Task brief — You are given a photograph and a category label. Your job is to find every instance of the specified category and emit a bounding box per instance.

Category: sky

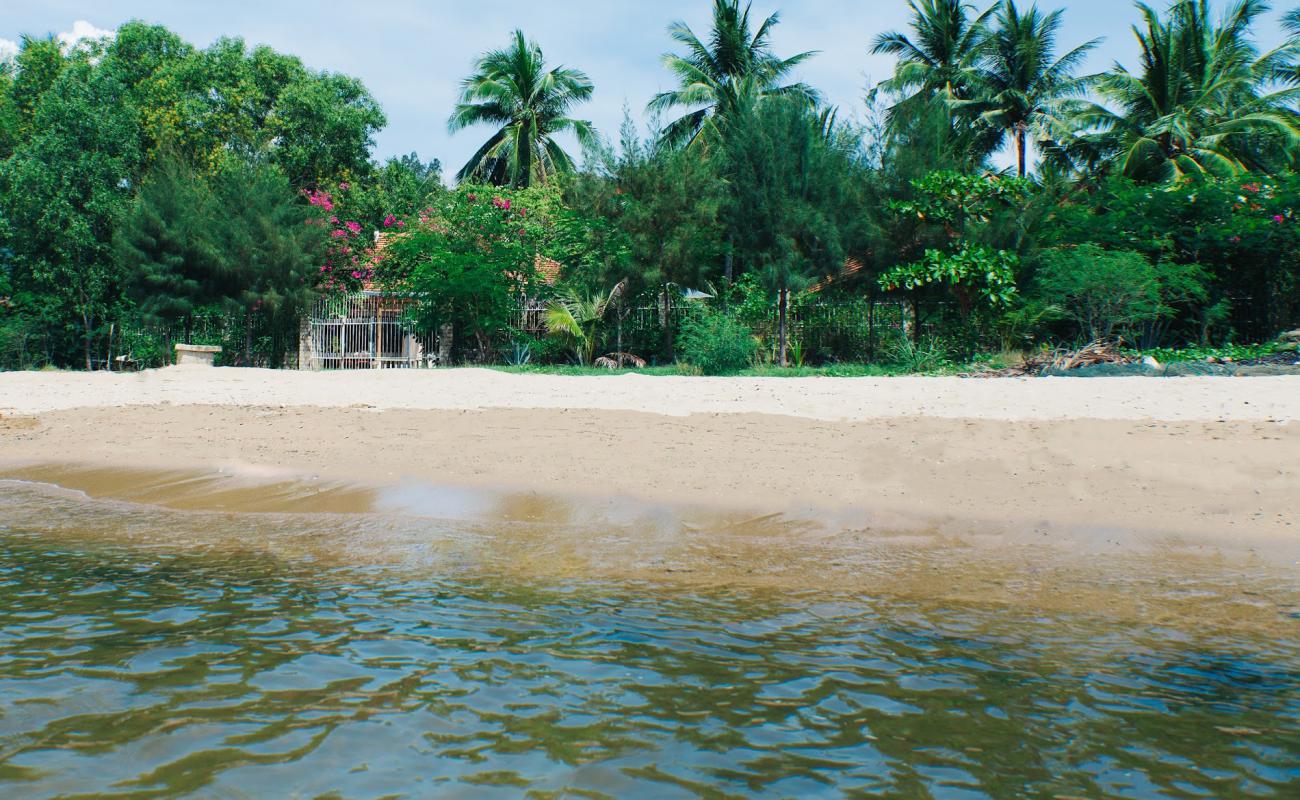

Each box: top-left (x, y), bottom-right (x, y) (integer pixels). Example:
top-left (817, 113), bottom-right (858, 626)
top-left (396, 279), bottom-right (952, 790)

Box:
top-left (2, 1), bottom-right (1294, 175)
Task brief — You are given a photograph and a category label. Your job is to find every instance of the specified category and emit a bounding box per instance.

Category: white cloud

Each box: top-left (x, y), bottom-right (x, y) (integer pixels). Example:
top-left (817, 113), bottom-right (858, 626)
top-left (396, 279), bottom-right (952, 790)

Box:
top-left (57, 20), bottom-right (114, 52)
top-left (0, 37), bottom-right (18, 64)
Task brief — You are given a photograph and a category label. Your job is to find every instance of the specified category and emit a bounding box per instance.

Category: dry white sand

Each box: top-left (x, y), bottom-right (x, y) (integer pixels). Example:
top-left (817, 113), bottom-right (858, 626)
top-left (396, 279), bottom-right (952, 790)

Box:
top-left (1, 365), bottom-right (1298, 421)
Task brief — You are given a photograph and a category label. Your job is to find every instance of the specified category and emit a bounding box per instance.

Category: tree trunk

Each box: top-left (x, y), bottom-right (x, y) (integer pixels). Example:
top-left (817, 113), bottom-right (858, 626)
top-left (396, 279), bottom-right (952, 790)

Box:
top-left (723, 233), bottom-right (734, 310)
top-left (244, 312), bottom-right (253, 366)
top-left (661, 285), bottom-right (673, 360)
top-left (777, 287), bottom-right (789, 367)
top-left (1015, 125), bottom-right (1027, 179)
top-left (82, 313), bottom-right (93, 371)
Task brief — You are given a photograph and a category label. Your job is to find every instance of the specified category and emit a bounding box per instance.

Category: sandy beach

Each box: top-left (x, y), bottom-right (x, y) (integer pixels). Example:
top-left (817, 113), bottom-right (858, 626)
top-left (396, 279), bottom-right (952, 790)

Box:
top-left (0, 366), bottom-right (1298, 634)
top-left (0, 365), bottom-right (1296, 545)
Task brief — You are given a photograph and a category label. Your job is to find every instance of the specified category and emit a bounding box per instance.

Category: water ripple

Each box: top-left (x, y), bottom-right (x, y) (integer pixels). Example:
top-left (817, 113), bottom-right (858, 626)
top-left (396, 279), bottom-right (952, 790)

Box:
top-left (0, 531), bottom-right (1296, 798)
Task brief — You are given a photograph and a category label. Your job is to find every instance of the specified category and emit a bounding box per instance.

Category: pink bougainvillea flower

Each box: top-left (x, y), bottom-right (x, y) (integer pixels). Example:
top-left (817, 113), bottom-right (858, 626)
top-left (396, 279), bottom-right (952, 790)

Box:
top-left (467, 194), bottom-right (477, 202)
top-left (345, 220), bottom-right (363, 234)
top-left (338, 182), bottom-right (350, 191)
top-left (330, 229), bottom-right (347, 238)
top-left (396, 220), bottom-right (405, 228)
top-left (1274, 215), bottom-right (1285, 223)
top-left (383, 214), bottom-right (397, 228)
top-left (329, 215), bottom-right (339, 224)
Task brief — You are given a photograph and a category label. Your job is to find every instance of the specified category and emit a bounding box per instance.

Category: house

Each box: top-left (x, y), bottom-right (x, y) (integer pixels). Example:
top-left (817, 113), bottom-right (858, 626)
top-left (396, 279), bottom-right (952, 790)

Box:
top-left (298, 233), bottom-right (562, 370)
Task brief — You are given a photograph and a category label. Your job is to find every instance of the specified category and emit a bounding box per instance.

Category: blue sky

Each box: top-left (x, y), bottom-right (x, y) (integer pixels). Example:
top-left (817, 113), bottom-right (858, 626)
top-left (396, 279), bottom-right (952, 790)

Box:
top-left (3, 1), bottom-right (1293, 175)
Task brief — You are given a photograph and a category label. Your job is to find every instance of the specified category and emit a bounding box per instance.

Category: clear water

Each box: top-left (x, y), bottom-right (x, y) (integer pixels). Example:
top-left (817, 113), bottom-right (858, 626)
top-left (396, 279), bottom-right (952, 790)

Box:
top-left (0, 530), bottom-right (1296, 799)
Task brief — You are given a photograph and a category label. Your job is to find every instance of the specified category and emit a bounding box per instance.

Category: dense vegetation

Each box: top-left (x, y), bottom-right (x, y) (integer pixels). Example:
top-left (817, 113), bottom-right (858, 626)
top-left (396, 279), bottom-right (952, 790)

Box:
top-left (2, 0), bottom-right (1299, 372)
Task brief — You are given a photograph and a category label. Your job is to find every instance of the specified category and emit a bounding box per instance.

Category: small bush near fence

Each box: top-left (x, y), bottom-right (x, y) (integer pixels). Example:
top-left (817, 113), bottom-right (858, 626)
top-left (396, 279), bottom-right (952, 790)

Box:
top-left (676, 309), bottom-right (758, 374)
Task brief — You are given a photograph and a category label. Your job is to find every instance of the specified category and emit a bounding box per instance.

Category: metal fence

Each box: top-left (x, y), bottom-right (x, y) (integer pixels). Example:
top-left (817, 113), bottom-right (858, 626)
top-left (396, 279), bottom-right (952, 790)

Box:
top-left (302, 293), bottom-right (436, 369)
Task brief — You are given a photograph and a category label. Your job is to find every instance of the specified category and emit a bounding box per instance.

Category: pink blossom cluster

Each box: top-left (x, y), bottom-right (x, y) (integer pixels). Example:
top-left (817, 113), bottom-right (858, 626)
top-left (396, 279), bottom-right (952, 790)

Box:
top-left (305, 189), bottom-right (334, 212)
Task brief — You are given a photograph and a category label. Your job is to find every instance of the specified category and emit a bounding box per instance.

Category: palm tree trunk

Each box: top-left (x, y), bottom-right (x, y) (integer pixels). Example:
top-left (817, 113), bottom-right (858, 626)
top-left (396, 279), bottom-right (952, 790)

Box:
top-left (1015, 124), bottom-right (1027, 178)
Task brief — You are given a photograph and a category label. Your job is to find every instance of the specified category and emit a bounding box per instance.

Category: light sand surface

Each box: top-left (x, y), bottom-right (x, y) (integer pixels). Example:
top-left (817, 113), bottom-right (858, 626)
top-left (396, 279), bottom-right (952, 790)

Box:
top-left (1, 365), bottom-right (1297, 420)
top-left (1, 367), bottom-right (1298, 551)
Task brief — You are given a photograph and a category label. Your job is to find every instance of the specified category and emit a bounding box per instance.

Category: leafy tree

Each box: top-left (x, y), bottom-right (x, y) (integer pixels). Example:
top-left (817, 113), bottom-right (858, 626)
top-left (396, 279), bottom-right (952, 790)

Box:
top-left (382, 186), bottom-right (553, 360)
top-left (449, 30), bottom-right (595, 187)
top-left (1049, 173), bottom-right (1300, 340)
top-left (116, 156), bottom-right (231, 330)
top-left (1, 60), bottom-right (141, 369)
top-left (270, 70), bottom-right (386, 188)
top-left (567, 118), bottom-right (726, 357)
top-left (211, 158), bottom-right (328, 364)
top-left (721, 99), bottom-right (864, 365)
top-left (9, 36), bottom-right (65, 138)
top-left (339, 153), bottom-right (444, 233)
top-left (1062, 0), bottom-right (1300, 181)
top-left (880, 244), bottom-right (1019, 308)
top-left (1034, 244), bottom-right (1170, 340)
top-left (961, 0), bottom-right (1100, 177)
top-left (648, 0), bottom-right (818, 148)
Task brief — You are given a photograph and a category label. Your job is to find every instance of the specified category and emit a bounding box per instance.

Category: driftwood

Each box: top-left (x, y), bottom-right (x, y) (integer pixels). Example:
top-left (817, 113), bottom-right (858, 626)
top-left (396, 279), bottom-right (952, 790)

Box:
top-left (964, 340), bottom-right (1133, 378)
top-left (1044, 340), bottom-right (1135, 372)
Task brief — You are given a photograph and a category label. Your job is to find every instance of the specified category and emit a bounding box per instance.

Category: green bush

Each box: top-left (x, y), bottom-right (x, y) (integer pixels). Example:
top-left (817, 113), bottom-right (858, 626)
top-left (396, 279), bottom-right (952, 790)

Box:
top-left (1034, 245), bottom-right (1163, 342)
top-left (676, 309), bottom-right (757, 374)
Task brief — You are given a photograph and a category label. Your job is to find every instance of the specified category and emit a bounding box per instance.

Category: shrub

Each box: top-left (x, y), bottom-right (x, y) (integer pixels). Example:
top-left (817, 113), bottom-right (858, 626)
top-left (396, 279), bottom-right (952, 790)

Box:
top-left (887, 334), bottom-right (953, 373)
top-left (676, 309), bottom-right (757, 374)
top-left (1034, 245), bottom-right (1163, 342)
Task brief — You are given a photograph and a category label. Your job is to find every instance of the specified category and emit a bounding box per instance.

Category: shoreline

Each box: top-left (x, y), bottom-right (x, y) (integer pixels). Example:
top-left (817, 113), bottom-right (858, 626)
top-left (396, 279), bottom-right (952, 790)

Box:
top-left (2, 369), bottom-right (1298, 606)
top-left (3, 367), bottom-right (1298, 633)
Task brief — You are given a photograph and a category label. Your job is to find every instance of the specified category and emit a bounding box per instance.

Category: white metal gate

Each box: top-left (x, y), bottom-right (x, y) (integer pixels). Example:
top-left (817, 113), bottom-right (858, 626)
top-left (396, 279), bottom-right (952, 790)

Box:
top-left (301, 293), bottom-right (435, 370)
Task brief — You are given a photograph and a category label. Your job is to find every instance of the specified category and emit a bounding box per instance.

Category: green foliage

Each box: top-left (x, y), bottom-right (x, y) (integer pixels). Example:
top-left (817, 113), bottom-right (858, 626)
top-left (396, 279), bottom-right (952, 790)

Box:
top-left (888, 170), bottom-right (1030, 226)
top-left (449, 30), bottom-right (594, 187)
top-left (721, 98), bottom-right (867, 363)
top-left (383, 185), bottom-right (553, 359)
top-left (1050, 174), bottom-right (1300, 339)
top-left (1, 59), bottom-right (141, 369)
top-left (116, 156), bottom-right (230, 323)
top-left (879, 245), bottom-right (1019, 306)
top-left (887, 333), bottom-right (954, 372)
top-left (647, 0), bottom-right (818, 148)
top-left (675, 307), bottom-right (758, 374)
top-left (1130, 342), bottom-right (1278, 364)
top-left (543, 280), bottom-right (627, 365)
top-left (1059, 0), bottom-right (1300, 181)
top-left (1033, 244), bottom-right (1197, 342)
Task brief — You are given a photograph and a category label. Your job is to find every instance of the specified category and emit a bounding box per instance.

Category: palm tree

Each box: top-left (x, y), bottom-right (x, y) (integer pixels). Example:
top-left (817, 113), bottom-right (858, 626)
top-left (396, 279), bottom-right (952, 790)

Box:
top-left (871, 0), bottom-right (998, 109)
top-left (961, 1), bottom-right (1100, 177)
top-left (647, 0), bottom-right (818, 148)
top-left (1062, 0), bottom-right (1300, 181)
top-left (543, 279), bottom-right (628, 365)
top-left (448, 30), bottom-right (595, 187)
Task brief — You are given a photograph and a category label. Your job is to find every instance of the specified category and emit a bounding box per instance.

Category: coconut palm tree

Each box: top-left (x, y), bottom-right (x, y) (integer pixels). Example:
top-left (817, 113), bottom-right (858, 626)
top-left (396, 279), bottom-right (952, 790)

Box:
top-left (543, 279), bottom-right (627, 365)
top-left (647, 0), bottom-right (818, 148)
top-left (1061, 0), bottom-right (1300, 181)
top-left (960, 1), bottom-right (1100, 177)
top-left (448, 30), bottom-right (595, 187)
top-left (871, 0), bottom-right (998, 108)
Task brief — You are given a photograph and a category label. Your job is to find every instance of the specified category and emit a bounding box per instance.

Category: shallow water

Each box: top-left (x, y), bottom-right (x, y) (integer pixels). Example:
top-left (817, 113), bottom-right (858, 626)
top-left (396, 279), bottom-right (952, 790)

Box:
top-left (0, 528), bottom-right (1297, 799)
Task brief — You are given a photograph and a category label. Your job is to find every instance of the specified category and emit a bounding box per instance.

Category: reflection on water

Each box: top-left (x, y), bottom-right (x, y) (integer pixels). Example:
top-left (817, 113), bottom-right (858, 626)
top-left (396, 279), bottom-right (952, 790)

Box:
top-left (0, 530), bottom-right (1296, 799)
